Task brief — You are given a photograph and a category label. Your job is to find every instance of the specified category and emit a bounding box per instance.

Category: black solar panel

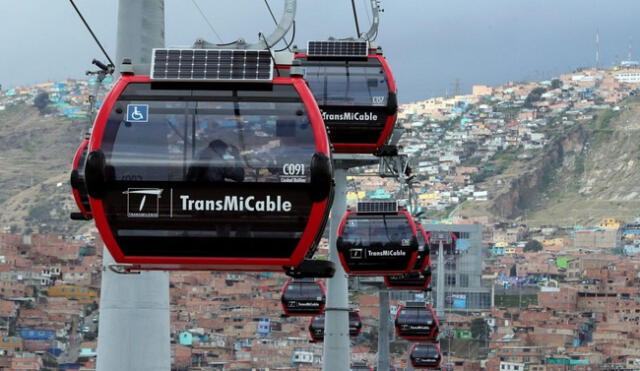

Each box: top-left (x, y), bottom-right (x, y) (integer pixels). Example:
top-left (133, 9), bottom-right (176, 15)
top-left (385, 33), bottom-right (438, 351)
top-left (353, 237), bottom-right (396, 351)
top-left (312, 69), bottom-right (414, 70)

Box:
top-left (151, 49), bottom-right (273, 82)
top-left (356, 200), bottom-right (398, 214)
top-left (307, 41), bottom-right (368, 57)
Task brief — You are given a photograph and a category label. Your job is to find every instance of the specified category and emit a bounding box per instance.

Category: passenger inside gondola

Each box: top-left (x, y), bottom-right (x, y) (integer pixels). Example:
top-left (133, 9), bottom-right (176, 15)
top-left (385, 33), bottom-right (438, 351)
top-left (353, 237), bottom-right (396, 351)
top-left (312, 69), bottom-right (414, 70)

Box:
top-left (187, 139), bottom-right (245, 183)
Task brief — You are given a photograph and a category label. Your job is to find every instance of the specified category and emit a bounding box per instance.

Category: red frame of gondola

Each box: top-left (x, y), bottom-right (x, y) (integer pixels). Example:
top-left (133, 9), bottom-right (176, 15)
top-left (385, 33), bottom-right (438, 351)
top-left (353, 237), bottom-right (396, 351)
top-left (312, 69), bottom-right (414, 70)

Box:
top-left (295, 53), bottom-right (397, 154)
top-left (337, 209), bottom-right (419, 275)
top-left (88, 75), bottom-right (331, 271)
top-left (280, 279), bottom-right (327, 316)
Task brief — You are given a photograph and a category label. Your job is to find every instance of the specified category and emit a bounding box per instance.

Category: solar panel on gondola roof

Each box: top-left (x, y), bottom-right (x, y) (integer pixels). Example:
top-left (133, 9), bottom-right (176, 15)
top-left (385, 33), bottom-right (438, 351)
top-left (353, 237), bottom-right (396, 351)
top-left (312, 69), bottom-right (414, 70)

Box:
top-left (307, 41), bottom-right (368, 57)
top-left (356, 200), bottom-right (398, 214)
top-left (151, 49), bottom-right (273, 81)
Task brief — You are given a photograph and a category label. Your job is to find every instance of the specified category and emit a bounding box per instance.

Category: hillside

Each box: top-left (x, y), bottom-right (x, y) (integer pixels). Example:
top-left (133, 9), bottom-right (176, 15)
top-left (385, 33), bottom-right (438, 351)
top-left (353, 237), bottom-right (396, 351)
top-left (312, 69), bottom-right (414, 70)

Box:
top-left (456, 97), bottom-right (640, 226)
top-left (0, 104), bottom-right (88, 234)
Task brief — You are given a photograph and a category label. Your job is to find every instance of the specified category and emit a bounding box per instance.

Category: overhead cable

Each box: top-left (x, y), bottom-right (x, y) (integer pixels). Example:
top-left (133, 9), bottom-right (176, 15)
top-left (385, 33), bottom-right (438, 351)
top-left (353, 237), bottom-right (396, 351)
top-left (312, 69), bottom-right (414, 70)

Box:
top-left (68, 0), bottom-right (114, 67)
top-left (350, 0), bottom-right (362, 38)
top-left (191, 0), bottom-right (225, 44)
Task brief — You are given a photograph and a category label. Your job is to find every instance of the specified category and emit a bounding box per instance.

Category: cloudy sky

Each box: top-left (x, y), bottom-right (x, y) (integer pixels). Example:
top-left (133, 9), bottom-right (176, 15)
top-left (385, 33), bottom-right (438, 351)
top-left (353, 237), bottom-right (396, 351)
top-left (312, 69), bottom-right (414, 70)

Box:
top-left (1, 0), bottom-right (640, 102)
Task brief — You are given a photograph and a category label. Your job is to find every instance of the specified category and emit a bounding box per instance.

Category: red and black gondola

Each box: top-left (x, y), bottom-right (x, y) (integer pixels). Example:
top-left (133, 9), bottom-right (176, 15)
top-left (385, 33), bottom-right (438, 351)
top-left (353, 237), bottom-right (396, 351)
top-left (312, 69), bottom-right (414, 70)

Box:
top-left (84, 49), bottom-right (333, 271)
top-left (280, 278), bottom-right (326, 316)
top-left (429, 231), bottom-right (458, 256)
top-left (394, 301), bottom-right (439, 342)
top-left (409, 343), bottom-right (442, 370)
top-left (337, 201), bottom-right (419, 275)
top-left (384, 267), bottom-right (432, 291)
top-left (295, 40), bottom-right (398, 154)
top-left (350, 362), bottom-right (374, 371)
top-left (70, 138), bottom-right (93, 220)
top-left (308, 314), bottom-right (325, 343)
top-left (384, 223), bottom-right (432, 290)
top-left (308, 309), bottom-right (362, 342)
top-left (414, 224), bottom-right (431, 272)
top-left (349, 309), bottom-right (363, 338)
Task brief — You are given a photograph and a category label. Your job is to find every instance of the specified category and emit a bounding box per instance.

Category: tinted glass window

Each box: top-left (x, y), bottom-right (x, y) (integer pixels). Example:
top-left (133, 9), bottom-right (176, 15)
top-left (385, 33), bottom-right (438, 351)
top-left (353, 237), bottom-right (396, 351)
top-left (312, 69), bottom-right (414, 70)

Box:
top-left (342, 214), bottom-right (413, 247)
top-left (304, 63), bottom-right (389, 106)
top-left (416, 345), bottom-right (439, 357)
top-left (286, 282), bottom-right (322, 299)
top-left (416, 225), bottom-right (426, 251)
top-left (303, 283), bottom-right (322, 297)
top-left (312, 316), bottom-right (325, 328)
top-left (104, 84), bottom-right (315, 184)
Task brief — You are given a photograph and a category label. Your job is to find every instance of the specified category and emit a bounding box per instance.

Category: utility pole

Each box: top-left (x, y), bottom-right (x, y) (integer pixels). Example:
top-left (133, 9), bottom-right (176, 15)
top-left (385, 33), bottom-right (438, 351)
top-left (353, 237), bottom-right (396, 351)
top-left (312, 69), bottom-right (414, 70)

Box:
top-left (96, 1), bottom-right (170, 370)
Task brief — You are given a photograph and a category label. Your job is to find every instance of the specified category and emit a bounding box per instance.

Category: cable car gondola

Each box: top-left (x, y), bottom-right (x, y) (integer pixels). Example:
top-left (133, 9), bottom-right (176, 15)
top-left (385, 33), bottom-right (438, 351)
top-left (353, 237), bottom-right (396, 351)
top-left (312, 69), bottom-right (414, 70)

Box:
top-left (84, 49), bottom-right (333, 271)
top-left (295, 40), bottom-right (398, 154)
top-left (394, 302), bottom-right (439, 342)
top-left (70, 138), bottom-right (92, 220)
top-left (429, 231), bottom-right (458, 256)
top-left (350, 362), bottom-right (374, 371)
top-left (308, 309), bottom-right (362, 342)
top-left (413, 224), bottom-right (431, 272)
top-left (384, 268), bottom-right (432, 291)
top-left (409, 343), bottom-right (442, 370)
top-left (308, 314), bottom-right (325, 343)
top-left (281, 278), bottom-right (326, 316)
top-left (349, 309), bottom-right (363, 338)
top-left (337, 201), bottom-right (418, 275)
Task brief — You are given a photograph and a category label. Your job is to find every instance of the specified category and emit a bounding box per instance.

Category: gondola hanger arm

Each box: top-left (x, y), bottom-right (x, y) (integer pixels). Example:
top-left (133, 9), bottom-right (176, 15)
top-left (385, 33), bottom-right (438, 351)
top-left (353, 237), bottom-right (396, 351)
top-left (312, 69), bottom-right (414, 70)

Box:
top-left (360, 0), bottom-right (381, 42)
top-left (193, 0), bottom-right (296, 50)
top-left (332, 0), bottom-right (381, 42)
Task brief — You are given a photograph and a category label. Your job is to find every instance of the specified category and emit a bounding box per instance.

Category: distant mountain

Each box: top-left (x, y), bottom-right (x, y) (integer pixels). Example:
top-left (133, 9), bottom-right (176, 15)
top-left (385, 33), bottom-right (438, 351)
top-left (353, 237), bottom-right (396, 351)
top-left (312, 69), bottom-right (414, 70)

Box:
top-left (456, 96), bottom-right (640, 226)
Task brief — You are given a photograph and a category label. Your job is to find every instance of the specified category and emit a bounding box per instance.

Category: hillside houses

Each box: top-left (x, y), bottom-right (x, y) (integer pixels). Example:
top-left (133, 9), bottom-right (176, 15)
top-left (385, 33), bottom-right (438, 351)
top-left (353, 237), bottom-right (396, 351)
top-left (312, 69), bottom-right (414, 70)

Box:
top-left (381, 68), bottom-right (638, 219)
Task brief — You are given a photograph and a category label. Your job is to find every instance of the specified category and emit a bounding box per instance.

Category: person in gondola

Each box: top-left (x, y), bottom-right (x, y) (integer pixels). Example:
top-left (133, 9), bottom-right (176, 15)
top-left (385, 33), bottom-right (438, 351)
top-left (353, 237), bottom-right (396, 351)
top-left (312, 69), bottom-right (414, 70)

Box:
top-left (187, 139), bottom-right (245, 183)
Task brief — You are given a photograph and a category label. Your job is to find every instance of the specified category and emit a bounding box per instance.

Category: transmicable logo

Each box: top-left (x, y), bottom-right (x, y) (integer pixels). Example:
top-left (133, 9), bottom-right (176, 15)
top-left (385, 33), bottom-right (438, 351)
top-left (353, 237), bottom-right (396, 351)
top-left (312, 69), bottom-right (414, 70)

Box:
top-left (123, 188), bottom-right (163, 218)
top-left (321, 110), bottom-right (378, 121)
top-left (367, 249), bottom-right (407, 258)
top-left (180, 195), bottom-right (292, 213)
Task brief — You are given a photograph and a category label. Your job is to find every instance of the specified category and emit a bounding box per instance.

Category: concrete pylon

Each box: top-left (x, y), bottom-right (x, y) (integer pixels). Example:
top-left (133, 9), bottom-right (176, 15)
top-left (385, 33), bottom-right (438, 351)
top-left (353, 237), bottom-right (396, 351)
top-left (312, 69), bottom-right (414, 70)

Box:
top-left (322, 167), bottom-right (351, 370)
top-left (96, 1), bottom-right (170, 370)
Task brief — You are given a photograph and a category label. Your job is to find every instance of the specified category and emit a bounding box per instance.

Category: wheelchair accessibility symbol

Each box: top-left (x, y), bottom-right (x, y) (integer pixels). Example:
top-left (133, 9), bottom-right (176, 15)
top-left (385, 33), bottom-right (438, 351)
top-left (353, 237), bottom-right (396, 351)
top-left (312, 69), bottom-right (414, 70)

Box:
top-left (126, 104), bottom-right (149, 122)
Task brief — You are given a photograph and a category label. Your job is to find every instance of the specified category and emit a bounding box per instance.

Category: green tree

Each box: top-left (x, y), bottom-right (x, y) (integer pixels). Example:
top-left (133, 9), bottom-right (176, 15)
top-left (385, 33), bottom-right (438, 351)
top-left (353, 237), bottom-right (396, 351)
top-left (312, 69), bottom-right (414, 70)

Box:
top-left (524, 240), bottom-right (543, 252)
top-left (524, 87), bottom-right (547, 108)
top-left (551, 79), bottom-right (562, 90)
top-left (33, 92), bottom-right (50, 115)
